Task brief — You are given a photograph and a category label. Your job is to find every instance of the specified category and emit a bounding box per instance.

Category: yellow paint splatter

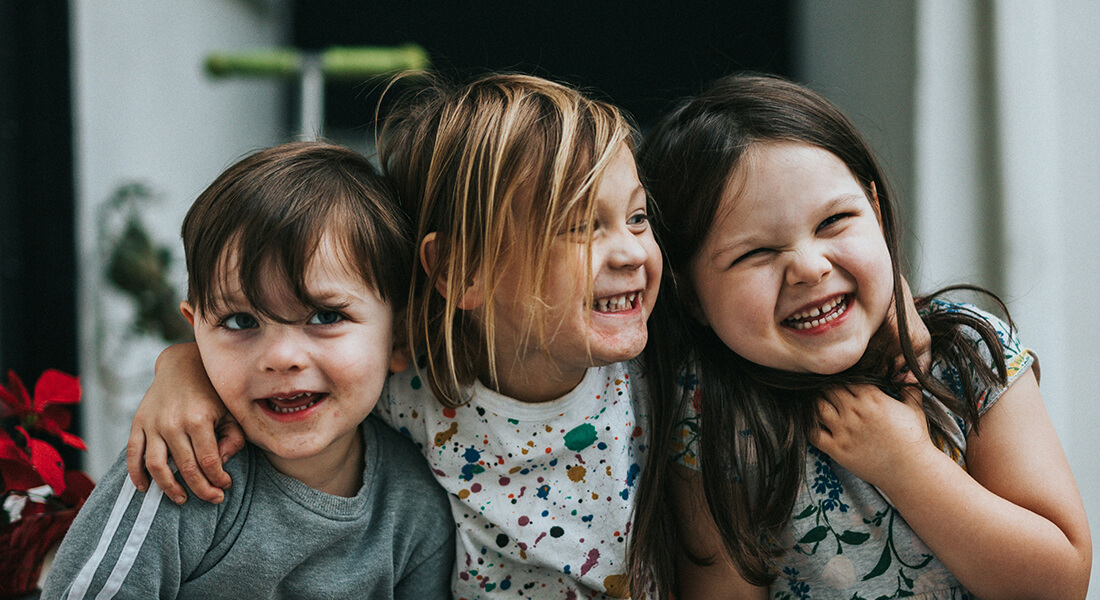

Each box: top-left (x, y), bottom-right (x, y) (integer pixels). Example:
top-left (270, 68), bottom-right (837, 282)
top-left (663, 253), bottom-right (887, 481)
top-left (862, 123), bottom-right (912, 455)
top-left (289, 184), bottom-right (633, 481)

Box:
top-left (603, 573), bottom-right (630, 598)
top-left (458, 489), bottom-right (470, 499)
top-left (434, 422), bottom-right (459, 447)
top-left (605, 466), bottom-right (612, 477)
top-left (568, 465), bottom-right (586, 482)
top-left (591, 492), bottom-right (599, 500)
top-left (545, 425), bottom-right (553, 433)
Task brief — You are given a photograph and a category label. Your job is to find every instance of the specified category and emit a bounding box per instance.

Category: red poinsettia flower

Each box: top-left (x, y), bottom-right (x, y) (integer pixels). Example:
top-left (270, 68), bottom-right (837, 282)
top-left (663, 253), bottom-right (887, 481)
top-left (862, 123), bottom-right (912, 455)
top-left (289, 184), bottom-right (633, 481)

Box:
top-left (0, 369), bottom-right (86, 451)
top-left (1, 370), bottom-right (87, 496)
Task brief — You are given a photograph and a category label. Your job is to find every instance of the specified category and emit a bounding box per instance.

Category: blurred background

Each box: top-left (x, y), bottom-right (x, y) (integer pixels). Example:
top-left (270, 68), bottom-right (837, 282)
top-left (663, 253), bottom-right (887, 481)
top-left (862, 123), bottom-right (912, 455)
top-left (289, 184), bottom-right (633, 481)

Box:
top-left (2, 0), bottom-right (1098, 592)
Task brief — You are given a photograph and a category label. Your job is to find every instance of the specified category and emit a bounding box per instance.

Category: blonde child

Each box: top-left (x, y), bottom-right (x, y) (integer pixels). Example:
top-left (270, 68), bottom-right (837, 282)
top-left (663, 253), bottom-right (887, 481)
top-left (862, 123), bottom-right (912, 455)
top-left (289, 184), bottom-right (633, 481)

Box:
top-left (630, 73), bottom-right (1091, 599)
top-left (43, 142), bottom-right (454, 599)
top-left (126, 74), bottom-right (661, 599)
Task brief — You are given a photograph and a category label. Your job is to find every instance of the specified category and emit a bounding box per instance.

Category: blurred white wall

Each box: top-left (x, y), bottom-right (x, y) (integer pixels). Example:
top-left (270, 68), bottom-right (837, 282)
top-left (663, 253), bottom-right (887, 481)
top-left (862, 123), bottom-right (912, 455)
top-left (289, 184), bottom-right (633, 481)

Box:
top-left (799, 0), bottom-right (1100, 594)
top-left (72, 0), bottom-right (291, 477)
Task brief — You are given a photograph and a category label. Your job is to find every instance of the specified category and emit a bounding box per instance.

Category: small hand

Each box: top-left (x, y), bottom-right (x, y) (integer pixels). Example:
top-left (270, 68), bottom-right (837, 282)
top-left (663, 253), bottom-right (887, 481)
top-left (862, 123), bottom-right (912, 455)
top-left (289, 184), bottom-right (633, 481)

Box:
top-left (125, 343), bottom-right (245, 504)
top-left (812, 383), bottom-right (933, 488)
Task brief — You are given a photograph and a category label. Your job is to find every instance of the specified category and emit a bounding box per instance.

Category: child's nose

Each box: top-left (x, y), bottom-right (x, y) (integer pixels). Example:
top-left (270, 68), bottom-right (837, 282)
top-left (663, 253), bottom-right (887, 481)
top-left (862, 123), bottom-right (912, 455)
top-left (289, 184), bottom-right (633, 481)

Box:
top-left (260, 328), bottom-right (309, 372)
top-left (607, 229), bottom-right (648, 269)
top-left (785, 247), bottom-right (832, 286)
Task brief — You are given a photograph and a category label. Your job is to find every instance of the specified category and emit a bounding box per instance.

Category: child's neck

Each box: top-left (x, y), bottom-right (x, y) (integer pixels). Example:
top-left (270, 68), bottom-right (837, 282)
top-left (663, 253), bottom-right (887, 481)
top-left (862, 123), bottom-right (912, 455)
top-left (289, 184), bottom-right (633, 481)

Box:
top-left (263, 429), bottom-right (365, 497)
top-left (480, 359), bottom-right (588, 403)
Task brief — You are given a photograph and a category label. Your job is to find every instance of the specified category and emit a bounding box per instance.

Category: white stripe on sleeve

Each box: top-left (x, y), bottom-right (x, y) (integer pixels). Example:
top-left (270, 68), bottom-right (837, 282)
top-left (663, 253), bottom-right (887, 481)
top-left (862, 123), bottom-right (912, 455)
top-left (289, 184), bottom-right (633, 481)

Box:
top-left (64, 479), bottom-right (166, 600)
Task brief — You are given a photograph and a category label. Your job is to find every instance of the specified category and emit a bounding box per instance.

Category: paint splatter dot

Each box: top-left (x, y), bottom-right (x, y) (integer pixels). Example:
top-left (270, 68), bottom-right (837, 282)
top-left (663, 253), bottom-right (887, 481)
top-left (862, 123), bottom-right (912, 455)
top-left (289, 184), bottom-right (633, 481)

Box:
top-left (564, 423), bottom-right (598, 451)
top-left (518, 516), bottom-right (530, 526)
top-left (495, 533), bottom-right (509, 548)
top-left (580, 549), bottom-right (600, 575)
top-left (410, 375), bottom-right (422, 390)
top-left (550, 526), bottom-right (564, 538)
top-left (499, 477), bottom-right (511, 486)
top-left (603, 573), bottom-right (629, 597)
top-left (568, 465), bottom-right (586, 482)
top-left (434, 422), bottom-right (459, 447)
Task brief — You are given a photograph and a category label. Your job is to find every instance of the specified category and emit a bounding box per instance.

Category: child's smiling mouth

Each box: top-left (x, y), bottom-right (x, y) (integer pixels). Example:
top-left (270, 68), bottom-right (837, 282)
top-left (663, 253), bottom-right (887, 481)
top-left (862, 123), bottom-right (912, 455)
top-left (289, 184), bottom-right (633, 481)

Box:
top-left (261, 391), bottom-right (325, 414)
top-left (782, 294), bottom-right (849, 330)
top-left (593, 292), bottom-right (640, 313)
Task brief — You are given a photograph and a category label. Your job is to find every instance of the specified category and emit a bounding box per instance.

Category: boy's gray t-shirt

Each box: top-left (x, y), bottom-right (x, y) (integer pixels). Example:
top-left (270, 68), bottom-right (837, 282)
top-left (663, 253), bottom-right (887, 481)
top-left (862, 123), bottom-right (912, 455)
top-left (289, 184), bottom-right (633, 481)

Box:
top-left (42, 416), bottom-right (455, 599)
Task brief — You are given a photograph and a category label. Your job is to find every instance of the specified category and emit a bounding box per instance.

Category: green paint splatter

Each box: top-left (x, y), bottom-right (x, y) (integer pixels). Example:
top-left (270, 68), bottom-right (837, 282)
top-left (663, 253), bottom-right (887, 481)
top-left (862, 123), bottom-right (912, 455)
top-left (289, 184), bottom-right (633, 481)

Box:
top-left (563, 423), bottom-right (597, 451)
top-left (410, 375), bottom-right (422, 390)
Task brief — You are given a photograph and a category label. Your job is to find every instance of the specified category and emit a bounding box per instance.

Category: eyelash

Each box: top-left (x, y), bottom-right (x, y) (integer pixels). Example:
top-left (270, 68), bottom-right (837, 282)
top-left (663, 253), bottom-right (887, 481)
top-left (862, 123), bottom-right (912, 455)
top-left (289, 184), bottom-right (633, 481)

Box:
top-left (308, 310), bottom-right (346, 326)
top-left (817, 212), bottom-right (853, 231)
top-left (216, 309), bottom-right (347, 330)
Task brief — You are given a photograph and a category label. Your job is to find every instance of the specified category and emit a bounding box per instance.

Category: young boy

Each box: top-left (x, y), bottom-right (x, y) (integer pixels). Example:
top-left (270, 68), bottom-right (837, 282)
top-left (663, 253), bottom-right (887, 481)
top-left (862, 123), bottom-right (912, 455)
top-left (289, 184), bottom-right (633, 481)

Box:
top-left (42, 142), bottom-right (455, 599)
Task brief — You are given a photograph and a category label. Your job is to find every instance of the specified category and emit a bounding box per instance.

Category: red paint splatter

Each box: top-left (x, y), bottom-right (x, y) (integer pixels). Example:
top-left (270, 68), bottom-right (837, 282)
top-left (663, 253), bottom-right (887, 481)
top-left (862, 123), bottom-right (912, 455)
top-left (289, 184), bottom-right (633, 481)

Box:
top-left (579, 548), bottom-right (600, 576)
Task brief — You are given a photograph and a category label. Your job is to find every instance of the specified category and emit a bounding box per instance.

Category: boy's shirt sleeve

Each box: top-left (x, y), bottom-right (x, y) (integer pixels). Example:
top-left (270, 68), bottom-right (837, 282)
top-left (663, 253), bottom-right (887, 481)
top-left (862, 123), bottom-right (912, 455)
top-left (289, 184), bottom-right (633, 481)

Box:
top-left (393, 523), bottom-right (455, 600)
top-left (40, 450), bottom-right (221, 599)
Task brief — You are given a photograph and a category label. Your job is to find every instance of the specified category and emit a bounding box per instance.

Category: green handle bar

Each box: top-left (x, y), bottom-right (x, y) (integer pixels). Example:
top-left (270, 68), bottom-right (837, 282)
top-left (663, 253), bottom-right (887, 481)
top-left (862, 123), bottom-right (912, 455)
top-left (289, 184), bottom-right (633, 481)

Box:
top-left (205, 43), bottom-right (430, 80)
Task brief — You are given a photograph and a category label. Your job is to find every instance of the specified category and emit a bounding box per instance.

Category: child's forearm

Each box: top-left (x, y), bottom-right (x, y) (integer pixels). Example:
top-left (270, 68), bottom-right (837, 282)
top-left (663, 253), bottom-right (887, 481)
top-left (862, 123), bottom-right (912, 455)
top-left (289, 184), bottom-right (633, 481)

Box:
top-left (876, 374), bottom-right (1090, 598)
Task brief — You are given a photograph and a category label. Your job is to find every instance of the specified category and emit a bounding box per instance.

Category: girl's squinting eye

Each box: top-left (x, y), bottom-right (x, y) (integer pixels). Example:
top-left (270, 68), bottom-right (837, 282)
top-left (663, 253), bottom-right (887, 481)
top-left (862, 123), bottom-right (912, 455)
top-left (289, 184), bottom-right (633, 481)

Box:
top-left (222, 313), bottom-right (258, 330)
top-left (627, 212), bottom-right (650, 227)
top-left (731, 247), bottom-right (772, 267)
top-left (308, 310), bottom-right (344, 326)
top-left (817, 212), bottom-right (853, 232)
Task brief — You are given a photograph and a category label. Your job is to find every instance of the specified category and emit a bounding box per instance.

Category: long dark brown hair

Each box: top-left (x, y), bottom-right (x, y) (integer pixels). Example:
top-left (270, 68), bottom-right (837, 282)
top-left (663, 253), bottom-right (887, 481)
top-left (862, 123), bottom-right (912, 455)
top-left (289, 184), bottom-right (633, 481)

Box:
top-left (629, 73), bottom-right (1009, 596)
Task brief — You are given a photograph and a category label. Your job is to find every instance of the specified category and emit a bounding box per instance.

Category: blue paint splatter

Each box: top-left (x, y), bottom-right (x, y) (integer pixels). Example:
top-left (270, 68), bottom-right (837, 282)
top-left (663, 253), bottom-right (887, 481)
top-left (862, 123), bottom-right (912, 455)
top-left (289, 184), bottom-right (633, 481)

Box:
top-left (626, 463), bottom-right (640, 487)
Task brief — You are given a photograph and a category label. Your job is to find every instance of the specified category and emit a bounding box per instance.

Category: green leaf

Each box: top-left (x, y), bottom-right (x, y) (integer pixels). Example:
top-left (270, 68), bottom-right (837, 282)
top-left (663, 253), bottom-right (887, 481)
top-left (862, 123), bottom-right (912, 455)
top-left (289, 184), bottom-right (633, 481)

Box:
top-left (838, 530), bottom-right (871, 545)
top-left (797, 525), bottom-right (829, 544)
top-left (793, 504), bottom-right (818, 519)
top-left (862, 544), bottom-right (892, 581)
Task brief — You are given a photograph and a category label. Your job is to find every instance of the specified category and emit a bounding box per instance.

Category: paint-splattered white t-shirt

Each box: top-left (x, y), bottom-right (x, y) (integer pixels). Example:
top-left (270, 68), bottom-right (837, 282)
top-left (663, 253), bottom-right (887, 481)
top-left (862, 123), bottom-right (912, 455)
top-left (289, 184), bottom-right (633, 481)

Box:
top-left (376, 358), bottom-right (649, 599)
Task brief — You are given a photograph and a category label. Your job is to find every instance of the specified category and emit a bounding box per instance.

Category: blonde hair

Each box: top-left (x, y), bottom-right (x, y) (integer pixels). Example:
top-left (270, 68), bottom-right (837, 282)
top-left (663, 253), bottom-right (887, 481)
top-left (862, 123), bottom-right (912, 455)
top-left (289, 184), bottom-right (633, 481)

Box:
top-left (379, 72), bottom-right (634, 406)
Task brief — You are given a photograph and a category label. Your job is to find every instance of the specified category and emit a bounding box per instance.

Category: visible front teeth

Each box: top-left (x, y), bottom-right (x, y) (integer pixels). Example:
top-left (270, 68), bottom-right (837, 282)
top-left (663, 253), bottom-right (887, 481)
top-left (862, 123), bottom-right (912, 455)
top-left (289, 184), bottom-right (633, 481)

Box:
top-left (785, 296), bottom-right (848, 330)
top-left (594, 292), bottom-right (637, 313)
top-left (266, 392), bottom-right (321, 414)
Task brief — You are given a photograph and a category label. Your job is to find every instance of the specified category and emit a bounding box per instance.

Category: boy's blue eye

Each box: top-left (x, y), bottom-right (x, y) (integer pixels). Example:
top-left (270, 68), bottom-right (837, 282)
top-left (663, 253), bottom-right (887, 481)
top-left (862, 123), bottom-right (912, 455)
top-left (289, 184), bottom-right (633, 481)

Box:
top-left (308, 311), bottom-right (344, 325)
top-left (223, 313), bottom-right (258, 330)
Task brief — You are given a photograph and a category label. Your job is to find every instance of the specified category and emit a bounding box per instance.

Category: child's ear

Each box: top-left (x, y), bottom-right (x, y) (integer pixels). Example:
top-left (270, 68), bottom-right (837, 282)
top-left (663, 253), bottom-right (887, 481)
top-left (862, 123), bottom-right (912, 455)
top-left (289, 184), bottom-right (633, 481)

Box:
top-left (180, 301), bottom-right (197, 327)
top-left (388, 309), bottom-right (411, 373)
top-left (420, 231), bottom-right (484, 310)
top-left (869, 181), bottom-right (884, 226)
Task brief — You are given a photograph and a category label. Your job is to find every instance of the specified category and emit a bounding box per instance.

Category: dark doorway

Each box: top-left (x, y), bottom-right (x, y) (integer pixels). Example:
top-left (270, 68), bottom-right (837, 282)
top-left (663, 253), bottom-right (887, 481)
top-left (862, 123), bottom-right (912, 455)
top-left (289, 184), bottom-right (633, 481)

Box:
top-left (291, 1), bottom-right (793, 132)
top-left (0, 1), bottom-right (78, 384)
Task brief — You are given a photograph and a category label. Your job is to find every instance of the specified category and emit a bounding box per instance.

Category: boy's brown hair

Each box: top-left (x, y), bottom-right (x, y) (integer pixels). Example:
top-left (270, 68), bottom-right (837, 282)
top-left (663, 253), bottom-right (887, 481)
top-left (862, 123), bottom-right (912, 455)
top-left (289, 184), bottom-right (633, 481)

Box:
top-left (182, 141), bottom-right (413, 321)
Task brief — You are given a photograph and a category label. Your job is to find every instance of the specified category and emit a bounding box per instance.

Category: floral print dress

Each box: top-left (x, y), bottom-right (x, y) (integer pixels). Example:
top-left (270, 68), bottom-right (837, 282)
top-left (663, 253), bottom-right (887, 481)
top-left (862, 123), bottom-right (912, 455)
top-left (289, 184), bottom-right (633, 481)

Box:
top-left (673, 302), bottom-right (1035, 599)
